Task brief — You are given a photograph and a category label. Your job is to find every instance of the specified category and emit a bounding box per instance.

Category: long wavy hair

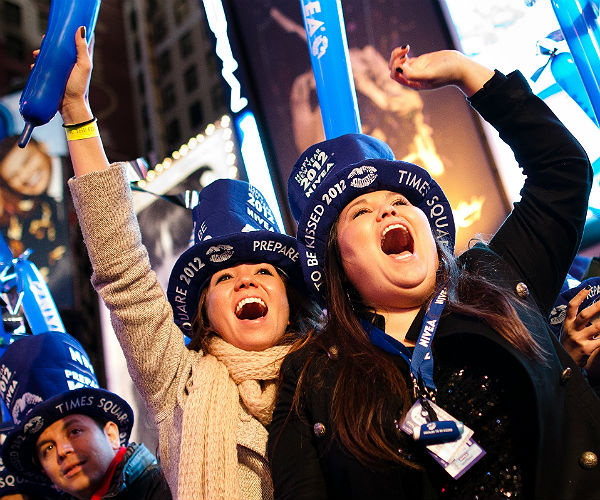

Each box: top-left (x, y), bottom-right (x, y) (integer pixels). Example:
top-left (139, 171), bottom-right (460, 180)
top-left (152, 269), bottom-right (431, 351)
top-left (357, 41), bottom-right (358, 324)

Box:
top-left (187, 267), bottom-right (323, 353)
top-left (290, 221), bottom-right (545, 468)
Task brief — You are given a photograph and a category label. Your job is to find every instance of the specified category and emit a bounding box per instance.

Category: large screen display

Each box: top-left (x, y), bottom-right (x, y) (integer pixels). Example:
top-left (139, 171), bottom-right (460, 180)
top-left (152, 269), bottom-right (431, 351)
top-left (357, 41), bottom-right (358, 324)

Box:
top-left (221, 0), bottom-right (510, 252)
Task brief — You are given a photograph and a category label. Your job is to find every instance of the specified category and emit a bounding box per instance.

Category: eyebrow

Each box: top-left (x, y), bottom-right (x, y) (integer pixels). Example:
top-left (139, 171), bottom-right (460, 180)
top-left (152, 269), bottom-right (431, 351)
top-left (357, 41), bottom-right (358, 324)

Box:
top-left (344, 197), bottom-right (368, 214)
top-left (344, 192), bottom-right (410, 214)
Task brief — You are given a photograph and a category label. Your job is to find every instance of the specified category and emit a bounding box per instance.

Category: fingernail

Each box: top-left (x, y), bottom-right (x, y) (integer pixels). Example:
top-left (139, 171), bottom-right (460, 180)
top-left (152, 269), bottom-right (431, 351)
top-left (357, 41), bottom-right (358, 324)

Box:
top-left (395, 67), bottom-right (403, 74)
top-left (80, 26), bottom-right (86, 38)
top-left (401, 44), bottom-right (408, 49)
top-left (586, 285), bottom-right (592, 290)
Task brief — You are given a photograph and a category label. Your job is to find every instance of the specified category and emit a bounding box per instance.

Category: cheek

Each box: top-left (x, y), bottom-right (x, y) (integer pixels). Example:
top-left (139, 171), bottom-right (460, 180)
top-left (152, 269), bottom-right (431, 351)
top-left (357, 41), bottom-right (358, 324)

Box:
top-left (204, 295), bottom-right (226, 333)
top-left (339, 234), bottom-right (370, 281)
top-left (337, 224), bottom-right (363, 262)
top-left (271, 283), bottom-right (291, 323)
top-left (278, 298), bottom-right (291, 325)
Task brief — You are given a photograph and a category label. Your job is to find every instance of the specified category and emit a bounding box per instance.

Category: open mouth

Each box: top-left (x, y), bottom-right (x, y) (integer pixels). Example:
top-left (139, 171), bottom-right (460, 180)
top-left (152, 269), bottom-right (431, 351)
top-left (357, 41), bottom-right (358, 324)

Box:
top-left (381, 224), bottom-right (414, 256)
top-left (235, 297), bottom-right (268, 320)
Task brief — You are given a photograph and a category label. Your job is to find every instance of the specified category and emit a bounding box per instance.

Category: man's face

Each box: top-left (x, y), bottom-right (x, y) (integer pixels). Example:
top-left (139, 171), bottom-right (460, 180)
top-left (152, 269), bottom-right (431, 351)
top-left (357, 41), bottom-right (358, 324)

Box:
top-left (35, 415), bottom-right (120, 500)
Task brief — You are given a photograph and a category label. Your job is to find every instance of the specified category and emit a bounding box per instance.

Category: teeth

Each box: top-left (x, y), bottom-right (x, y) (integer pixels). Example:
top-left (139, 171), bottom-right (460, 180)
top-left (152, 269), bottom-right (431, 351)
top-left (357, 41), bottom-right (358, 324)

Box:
top-left (235, 297), bottom-right (266, 315)
top-left (382, 223), bottom-right (408, 240)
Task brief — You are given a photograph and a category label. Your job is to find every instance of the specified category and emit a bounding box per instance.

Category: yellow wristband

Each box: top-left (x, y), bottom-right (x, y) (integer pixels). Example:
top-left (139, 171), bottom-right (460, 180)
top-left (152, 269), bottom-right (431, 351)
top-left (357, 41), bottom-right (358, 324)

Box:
top-left (65, 120), bottom-right (99, 141)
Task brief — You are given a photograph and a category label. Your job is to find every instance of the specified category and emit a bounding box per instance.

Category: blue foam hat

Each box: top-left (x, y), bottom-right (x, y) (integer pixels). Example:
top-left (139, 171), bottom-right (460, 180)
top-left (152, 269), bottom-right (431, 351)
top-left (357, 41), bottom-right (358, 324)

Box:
top-left (167, 178), bottom-right (304, 336)
top-left (287, 133), bottom-right (455, 303)
top-left (0, 332), bottom-right (133, 475)
top-left (549, 277), bottom-right (600, 336)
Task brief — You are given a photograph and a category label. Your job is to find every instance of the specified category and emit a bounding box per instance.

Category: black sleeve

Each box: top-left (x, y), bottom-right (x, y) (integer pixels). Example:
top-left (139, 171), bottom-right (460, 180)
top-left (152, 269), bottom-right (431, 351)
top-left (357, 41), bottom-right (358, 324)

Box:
top-left (268, 352), bottom-right (328, 500)
top-left (468, 70), bottom-right (592, 316)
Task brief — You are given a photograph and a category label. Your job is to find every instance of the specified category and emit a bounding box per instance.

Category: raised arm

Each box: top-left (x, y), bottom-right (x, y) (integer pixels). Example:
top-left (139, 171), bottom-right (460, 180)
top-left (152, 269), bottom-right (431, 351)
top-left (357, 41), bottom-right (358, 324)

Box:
top-left (389, 44), bottom-right (591, 314)
top-left (56, 27), bottom-right (109, 175)
top-left (44, 28), bottom-right (191, 423)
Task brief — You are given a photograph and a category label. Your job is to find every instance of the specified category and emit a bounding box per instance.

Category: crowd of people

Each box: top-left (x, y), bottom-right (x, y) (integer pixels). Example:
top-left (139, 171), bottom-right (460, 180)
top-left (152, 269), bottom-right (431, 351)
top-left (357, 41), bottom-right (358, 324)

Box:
top-left (1, 25), bottom-right (600, 500)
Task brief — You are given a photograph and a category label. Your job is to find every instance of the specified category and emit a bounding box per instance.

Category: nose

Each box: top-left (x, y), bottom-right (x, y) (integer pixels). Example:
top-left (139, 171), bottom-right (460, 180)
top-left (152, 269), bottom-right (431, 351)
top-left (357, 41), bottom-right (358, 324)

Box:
top-left (57, 441), bottom-right (74, 460)
top-left (234, 273), bottom-right (257, 291)
top-left (376, 203), bottom-right (398, 221)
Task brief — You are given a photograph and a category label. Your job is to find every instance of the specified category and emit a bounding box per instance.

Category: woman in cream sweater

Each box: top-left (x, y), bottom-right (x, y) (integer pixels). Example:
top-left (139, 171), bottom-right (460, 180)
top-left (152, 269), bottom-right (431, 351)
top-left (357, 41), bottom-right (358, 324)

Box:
top-left (51, 27), bottom-right (320, 499)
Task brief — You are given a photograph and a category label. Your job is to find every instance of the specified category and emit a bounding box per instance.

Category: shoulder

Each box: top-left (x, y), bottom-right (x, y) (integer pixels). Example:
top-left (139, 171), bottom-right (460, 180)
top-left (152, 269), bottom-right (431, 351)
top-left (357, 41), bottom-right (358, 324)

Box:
top-left (123, 444), bottom-right (172, 499)
top-left (280, 340), bottom-right (338, 391)
top-left (459, 242), bottom-right (505, 276)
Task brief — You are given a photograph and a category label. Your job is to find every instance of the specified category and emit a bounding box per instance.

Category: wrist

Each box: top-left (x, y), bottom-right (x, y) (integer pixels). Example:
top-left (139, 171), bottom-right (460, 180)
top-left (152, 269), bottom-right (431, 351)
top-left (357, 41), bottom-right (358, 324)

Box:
top-left (60, 100), bottom-right (93, 125)
top-left (455, 55), bottom-right (494, 97)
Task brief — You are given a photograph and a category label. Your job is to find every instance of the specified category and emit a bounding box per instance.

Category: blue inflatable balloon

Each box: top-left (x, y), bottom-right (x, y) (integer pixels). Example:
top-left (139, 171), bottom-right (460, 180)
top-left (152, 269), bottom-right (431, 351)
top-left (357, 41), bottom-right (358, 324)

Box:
top-left (299, 0), bottom-right (361, 139)
top-left (551, 51), bottom-right (599, 126)
top-left (18, 0), bottom-right (101, 148)
top-left (0, 232), bottom-right (13, 275)
top-left (15, 257), bottom-right (65, 335)
top-left (550, 0), bottom-right (600, 128)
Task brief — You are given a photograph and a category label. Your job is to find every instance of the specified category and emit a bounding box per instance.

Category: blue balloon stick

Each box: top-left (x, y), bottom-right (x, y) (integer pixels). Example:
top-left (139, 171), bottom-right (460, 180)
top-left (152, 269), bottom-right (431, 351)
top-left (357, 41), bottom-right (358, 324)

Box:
top-left (550, 0), bottom-right (600, 127)
top-left (299, 0), bottom-right (361, 139)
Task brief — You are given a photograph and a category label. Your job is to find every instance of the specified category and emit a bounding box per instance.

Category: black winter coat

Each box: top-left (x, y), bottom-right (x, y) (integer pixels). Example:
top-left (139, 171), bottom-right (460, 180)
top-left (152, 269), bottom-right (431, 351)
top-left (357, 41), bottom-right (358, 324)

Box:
top-left (268, 71), bottom-right (600, 500)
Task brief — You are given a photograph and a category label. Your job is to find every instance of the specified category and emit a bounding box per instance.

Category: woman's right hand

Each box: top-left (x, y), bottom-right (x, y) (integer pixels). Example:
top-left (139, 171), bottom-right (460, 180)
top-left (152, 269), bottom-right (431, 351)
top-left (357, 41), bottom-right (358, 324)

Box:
top-left (32, 26), bottom-right (94, 125)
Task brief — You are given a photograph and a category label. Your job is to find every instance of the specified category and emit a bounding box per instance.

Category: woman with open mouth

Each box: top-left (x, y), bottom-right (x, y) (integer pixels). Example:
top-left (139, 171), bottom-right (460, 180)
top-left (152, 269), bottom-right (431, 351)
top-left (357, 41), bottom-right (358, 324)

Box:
top-left (53, 29), bottom-right (321, 500)
top-left (268, 45), bottom-right (600, 499)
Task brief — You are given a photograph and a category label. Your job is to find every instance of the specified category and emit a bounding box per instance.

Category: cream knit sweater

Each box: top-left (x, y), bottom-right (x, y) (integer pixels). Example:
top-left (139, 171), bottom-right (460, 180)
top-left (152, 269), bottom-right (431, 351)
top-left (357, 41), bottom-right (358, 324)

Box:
top-left (69, 164), bottom-right (274, 500)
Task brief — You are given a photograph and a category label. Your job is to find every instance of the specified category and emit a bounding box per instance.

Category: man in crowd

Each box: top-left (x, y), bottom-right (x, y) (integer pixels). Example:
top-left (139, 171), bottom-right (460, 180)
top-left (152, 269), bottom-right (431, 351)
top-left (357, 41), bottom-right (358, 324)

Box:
top-left (0, 331), bottom-right (171, 500)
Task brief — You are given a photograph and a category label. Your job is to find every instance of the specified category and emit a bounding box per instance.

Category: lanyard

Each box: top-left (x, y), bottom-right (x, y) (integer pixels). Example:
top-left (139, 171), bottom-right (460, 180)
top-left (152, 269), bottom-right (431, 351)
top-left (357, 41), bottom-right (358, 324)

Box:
top-left (362, 288), bottom-right (447, 398)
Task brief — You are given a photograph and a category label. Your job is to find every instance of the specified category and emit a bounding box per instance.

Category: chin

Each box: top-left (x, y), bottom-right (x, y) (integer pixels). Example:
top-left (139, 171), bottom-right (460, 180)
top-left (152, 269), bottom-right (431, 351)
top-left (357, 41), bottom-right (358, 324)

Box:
top-left (239, 341), bottom-right (274, 352)
top-left (245, 333), bottom-right (284, 351)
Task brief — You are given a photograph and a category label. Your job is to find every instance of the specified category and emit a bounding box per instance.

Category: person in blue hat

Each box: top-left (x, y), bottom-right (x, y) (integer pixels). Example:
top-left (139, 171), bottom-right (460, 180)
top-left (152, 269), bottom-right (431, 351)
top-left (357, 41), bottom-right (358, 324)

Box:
top-left (40, 28), bottom-right (321, 500)
top-left (0, 332), bottom-right (171, 500)
top-left (268, 45), bottom-right (600, 500)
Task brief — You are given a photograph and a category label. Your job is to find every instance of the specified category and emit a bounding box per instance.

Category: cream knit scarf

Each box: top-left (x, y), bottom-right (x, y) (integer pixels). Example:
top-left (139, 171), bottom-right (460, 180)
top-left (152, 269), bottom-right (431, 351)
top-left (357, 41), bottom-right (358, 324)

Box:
top-left (178, 335), bottom-right (291, 500)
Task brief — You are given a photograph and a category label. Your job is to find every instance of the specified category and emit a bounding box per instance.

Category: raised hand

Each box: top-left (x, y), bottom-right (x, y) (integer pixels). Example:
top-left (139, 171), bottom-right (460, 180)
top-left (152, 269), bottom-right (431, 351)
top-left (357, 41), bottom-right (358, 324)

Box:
top-left (388, 44), bottom-right (494, 97)
top-left (560, 286), bottom-right (600, 368)
top-left (59, 27), bottom-right (94, 124)
top-left (31, 27), bottom-right (94, 125)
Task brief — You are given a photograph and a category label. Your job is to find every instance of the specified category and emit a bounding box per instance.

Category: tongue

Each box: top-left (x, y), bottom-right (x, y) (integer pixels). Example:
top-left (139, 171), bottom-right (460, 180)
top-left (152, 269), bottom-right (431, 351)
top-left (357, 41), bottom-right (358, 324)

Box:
top-left (382, 228), bottom-right (413, 256)
top-left (236, 302), bottom-right (267, 320)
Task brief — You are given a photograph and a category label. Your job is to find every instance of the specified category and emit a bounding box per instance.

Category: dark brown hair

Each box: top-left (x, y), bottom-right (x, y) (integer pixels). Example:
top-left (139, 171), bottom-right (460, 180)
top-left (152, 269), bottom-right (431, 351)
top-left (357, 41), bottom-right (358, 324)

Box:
top-left (291, 222), bottom-right (545, 468)
top-left (187, 267), bottom-right (322, 352)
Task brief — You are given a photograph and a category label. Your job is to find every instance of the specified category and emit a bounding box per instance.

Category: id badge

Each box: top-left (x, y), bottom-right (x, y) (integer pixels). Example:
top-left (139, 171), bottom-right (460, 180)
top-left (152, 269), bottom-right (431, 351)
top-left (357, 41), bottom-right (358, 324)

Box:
top-left (400, 398), bottom-right (485, 475)
top-left (430, 438), bottom-right (486, 479)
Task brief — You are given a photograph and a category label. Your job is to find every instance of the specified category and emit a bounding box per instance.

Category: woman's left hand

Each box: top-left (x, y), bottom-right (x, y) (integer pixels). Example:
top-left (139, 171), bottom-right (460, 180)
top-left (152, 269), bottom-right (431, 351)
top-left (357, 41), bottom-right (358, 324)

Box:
top-left (560, 286), bottom-right (600, 367)
top-left (388, 44), bottom-right (494, 97)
